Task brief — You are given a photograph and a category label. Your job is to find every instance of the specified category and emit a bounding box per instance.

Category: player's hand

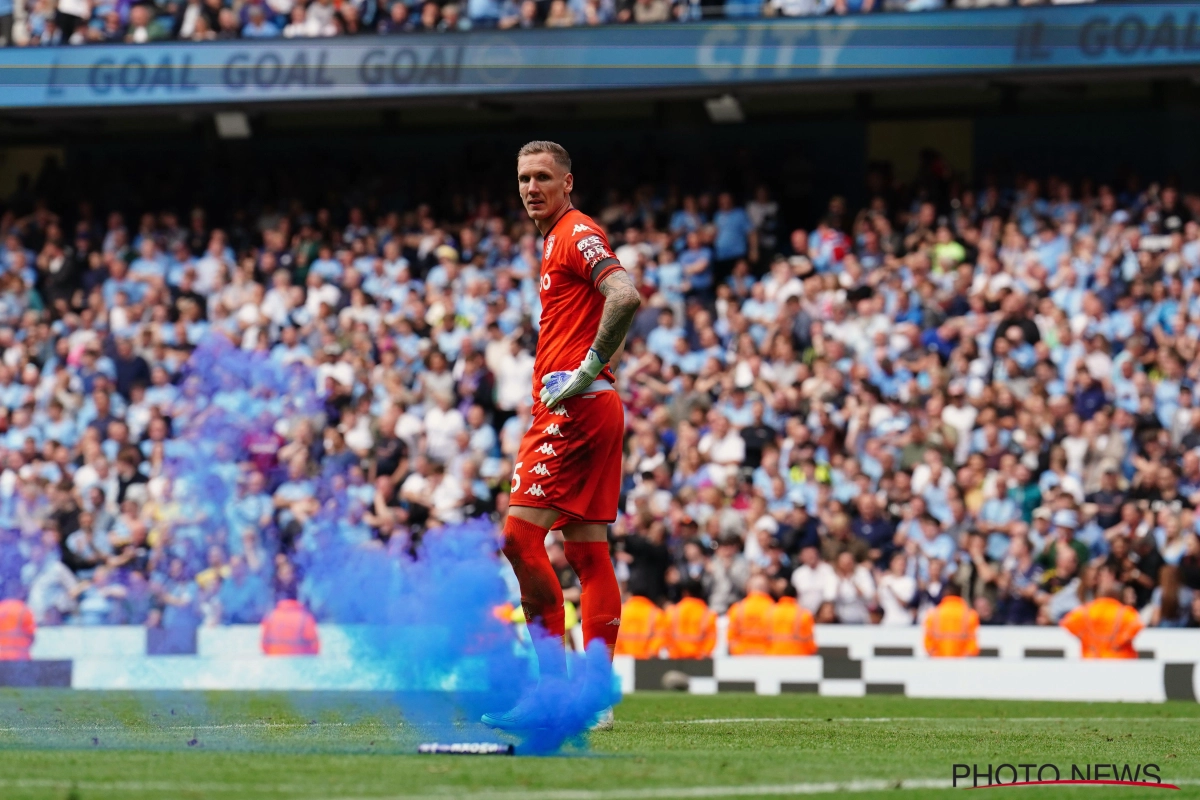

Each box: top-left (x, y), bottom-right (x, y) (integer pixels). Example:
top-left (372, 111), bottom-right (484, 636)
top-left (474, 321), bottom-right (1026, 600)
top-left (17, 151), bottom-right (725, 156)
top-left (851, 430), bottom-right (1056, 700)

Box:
top-left (539, 349), bottom-right (606, 409)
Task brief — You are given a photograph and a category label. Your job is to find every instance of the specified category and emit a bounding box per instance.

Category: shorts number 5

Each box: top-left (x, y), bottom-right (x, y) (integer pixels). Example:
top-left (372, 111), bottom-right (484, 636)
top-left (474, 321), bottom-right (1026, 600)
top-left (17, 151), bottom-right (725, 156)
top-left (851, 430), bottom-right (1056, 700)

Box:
top-left (510, 461), bottom-right (523, 493)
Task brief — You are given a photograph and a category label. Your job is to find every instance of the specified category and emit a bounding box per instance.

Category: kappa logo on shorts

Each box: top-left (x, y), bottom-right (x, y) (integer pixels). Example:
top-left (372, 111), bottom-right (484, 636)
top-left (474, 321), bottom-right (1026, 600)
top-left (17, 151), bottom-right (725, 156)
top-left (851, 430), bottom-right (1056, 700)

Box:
top-left (572, 224), bottom-right (593, 235)
top-left (543, 423), bottom-right (564, 437)
top-left (549, 405), bottom-right (570, 418)
top-left (535, 443), bottom-right (558, 457)
top-left (524, 484), bottom-right (546, 497)
top-left (530, 462), bottom-right (551, 477)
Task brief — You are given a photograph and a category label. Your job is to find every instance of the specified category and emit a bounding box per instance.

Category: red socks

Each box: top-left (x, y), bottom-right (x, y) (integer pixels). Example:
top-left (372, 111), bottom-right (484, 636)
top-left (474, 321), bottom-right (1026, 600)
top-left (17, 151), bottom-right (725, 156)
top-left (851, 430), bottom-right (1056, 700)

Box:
top-left (564, 541), bottom-right (622, 656)
top-left (501, 517), bottom-right (620, 672)
top-left (502, 515), bottom-right (566, 677)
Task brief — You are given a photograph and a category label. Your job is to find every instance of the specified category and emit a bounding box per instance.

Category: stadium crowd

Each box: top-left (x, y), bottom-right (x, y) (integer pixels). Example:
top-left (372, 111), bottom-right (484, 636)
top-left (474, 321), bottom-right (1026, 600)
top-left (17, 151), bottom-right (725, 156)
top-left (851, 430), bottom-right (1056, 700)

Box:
top-left (0, 157), bottom-right (1199, 634)
top-left (0, 0), bottom-right (1089, 47)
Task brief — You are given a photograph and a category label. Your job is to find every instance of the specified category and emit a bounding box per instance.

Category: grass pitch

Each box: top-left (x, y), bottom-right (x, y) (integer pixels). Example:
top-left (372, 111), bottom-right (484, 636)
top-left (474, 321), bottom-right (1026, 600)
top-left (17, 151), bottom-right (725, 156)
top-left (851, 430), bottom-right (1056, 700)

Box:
top-left (0, 690), bottom-right (1197, 799)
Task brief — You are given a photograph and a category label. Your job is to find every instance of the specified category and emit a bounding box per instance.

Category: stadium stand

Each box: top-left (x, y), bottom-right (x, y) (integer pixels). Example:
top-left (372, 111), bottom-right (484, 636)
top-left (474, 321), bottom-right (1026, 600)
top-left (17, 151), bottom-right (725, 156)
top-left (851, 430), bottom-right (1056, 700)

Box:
top-left (1, 149), bottom-right (1199, 637)
top-left (0, 0), bottom-right (1100, 47)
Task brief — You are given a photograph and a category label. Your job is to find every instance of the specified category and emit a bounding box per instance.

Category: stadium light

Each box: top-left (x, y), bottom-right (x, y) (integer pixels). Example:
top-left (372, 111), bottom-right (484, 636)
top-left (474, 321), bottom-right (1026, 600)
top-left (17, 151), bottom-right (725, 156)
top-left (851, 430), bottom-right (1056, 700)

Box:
top-left (215, 112), bottom-right (252, 140)
top-left (704, 95), bottom-right (744, 124)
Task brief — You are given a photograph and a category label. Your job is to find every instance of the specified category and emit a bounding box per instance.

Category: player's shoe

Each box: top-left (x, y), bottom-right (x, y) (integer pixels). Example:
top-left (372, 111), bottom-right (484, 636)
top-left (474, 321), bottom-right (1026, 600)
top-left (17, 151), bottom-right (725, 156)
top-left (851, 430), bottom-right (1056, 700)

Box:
top-left (481, 688), bottom-right (554, 731)
top-left (590, 706), bottom-right (614, 732)
top-left (480, 676), bottom-right (568, 734)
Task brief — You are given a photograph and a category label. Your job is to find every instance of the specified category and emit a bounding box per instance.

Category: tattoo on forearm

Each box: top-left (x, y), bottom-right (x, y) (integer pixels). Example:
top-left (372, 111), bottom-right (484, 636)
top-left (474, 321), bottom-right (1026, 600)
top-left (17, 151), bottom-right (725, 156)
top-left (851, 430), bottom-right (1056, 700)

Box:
top-left (592, 270), bottom-right (641, 363)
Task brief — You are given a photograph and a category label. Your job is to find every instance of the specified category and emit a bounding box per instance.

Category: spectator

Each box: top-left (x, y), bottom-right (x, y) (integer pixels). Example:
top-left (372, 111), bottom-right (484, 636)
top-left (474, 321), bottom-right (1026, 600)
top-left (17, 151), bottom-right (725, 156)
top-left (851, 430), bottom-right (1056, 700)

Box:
top-left (706, 533), bottom-right (749, 614)
top-left (545, 0), bottom-right (574, 24)
top-left (830, 551), bottom-right (875, 623)
top-left (21, 531), bottom-right (78, 624)
top-left (125, 4), bottom-right (164, 42)
top-left (218, 554), bottom-right (269, 624)
top-left (73, 565), bottom-right (127, 625)
top-left (617, 519), bottom-right (670, 604)
top-left (876, 552), bottom-right (915, 625)
top-left (0, 0), bottom-right (13, 46)
top-left (711, 193), bottom-right (756, 284)
top-left (631, 0), bottom-right (668, 21)
top-left (242, 3), bottom-right (281, 36)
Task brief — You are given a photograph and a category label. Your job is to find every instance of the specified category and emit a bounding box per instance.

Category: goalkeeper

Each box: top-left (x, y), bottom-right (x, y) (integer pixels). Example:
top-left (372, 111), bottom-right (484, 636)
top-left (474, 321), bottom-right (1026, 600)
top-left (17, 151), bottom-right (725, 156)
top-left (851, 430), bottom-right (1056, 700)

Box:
top-left (483, 140), bottom-right (640, 732)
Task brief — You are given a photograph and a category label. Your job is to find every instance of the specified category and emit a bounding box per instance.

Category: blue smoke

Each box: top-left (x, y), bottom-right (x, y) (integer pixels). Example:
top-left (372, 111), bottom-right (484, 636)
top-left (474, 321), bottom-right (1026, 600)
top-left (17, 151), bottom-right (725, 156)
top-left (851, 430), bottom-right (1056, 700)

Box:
top-left (159, 336), bottom-right (618, 755)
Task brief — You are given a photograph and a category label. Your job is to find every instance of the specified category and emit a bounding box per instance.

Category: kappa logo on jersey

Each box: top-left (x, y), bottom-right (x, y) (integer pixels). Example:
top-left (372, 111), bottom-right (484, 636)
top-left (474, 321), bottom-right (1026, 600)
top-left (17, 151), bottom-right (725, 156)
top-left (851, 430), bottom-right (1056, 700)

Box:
top-left (530, 462), bottom-right (551, 477)
top-left (543, 423), bottom-right (564, 437)
top-left (572, 224), bottom-right (594, 235)
top-left (535, 443), bottom-right (558, 457)
top-left (544, 234), bottom-right (556, 260)
top-left (524, 484), bottom-right (546, 497)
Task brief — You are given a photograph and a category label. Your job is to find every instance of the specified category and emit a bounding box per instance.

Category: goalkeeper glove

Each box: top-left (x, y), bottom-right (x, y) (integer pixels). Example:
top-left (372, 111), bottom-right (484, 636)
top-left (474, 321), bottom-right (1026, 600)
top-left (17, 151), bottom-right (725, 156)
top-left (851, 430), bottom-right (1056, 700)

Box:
top-left (539, 348), bottom-right (606, 409)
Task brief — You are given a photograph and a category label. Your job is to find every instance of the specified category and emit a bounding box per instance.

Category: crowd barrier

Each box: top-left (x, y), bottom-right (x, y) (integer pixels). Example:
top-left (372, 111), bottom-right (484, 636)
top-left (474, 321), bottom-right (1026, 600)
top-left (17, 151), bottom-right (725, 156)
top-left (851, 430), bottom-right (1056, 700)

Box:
top-left (1, 624), bottom-right (1195, 703)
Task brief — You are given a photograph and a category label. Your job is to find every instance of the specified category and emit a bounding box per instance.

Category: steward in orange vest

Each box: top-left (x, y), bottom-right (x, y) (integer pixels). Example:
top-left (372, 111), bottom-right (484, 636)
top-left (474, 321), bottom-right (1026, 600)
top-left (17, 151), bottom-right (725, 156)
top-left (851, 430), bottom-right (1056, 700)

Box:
top-left (726, 575), bottom-right (775, 656)
top-left (0, 598), bottom-right (35, 661)
top-left (615, 595), bottom-right (664, 659)
top-left (923, 583), bottom-right (979, 657)
top-left (768, 585), bottom-right (817, 656)
top-left (1061, 590), bottom-right (1143, 659)
top-left (261, 599), bottom-right (320, 655)
top-left (662, 581), bottom-right (716, 659)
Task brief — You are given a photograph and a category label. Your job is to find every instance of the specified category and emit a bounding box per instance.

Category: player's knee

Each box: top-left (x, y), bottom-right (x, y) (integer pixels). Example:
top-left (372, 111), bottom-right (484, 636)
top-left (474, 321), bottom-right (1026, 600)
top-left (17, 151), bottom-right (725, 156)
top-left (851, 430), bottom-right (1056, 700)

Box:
top-left (501, 536), bottom-right (528, 568)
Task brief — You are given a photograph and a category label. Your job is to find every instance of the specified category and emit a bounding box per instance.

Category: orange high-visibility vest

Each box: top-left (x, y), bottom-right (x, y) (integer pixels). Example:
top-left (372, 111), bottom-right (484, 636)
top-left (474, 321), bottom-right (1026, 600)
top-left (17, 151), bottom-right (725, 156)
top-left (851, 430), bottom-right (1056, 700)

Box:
top-left (261, 600), bottom-right (320, 656)
top-left (662, 597), bottom-right (717, 659)
top-left (1061, 597), bottom-right (1143, 659)
top-left (923, 596), bottom-right (980, 657)
top-left (493, 602), bottom-right (518, 623)
top-left (727, 591), bottom-right (775, 655)
top-left (614, 596), bottom-right (664, 659)
top-left (0, 599), bottom-right (34, 661)
top-left (767, 597), bottom-right (817, 656)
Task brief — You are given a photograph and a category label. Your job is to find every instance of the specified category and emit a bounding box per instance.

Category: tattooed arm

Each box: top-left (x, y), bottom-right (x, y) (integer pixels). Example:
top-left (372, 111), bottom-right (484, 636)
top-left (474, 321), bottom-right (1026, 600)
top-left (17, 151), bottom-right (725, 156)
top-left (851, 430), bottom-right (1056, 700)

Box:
top-left (590, 268), bottom-right (642, 363)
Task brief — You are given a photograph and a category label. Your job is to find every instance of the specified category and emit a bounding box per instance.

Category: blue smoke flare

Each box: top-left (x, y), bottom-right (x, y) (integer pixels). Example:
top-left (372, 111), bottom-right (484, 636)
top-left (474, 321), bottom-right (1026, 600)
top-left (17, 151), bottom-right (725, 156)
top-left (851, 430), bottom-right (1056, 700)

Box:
top-left (156, 335), bottom-right (618, 755)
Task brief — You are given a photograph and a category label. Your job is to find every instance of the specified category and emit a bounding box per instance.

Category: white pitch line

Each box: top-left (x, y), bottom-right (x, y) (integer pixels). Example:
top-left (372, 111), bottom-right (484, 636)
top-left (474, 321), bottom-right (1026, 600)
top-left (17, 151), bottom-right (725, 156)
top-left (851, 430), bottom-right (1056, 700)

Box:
top-left (0, 778), bottom-right (956, 798)
top-left (0, 721), bottom-right (358, 733)
top-left (338, 780), bottom-right (958, 799)
top-left (665, 717), bottom-right (1200, 725)
top-left (0, 778), bottom-right (325, 795)
top-left (2, 776), bottom-right (1197, 798)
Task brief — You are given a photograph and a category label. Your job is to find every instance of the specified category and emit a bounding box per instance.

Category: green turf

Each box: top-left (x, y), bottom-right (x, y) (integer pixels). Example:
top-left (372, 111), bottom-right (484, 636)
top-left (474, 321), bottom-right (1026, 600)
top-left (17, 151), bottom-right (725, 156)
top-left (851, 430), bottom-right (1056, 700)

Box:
top-left (0, 690), bottom-right (1197, 799)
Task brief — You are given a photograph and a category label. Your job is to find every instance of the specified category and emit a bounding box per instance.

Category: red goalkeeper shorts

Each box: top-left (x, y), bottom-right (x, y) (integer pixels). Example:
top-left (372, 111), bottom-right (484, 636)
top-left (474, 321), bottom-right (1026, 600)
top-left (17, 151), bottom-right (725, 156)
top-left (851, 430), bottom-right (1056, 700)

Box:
top-left (509, 385), bottom-right (624, 525)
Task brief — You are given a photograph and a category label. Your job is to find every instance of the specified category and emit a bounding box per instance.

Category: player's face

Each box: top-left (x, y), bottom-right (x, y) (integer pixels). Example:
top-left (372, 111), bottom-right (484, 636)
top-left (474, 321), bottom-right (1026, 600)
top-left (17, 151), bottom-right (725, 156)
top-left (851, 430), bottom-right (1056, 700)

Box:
top-left (517, 154), bottom-right (573, 222)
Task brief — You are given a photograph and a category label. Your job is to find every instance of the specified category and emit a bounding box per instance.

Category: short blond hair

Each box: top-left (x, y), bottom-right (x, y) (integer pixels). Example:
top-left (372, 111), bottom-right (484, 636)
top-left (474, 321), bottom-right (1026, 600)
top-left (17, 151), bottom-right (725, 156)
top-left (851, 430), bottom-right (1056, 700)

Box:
top-left (517, 140), bottom-right (571, 172)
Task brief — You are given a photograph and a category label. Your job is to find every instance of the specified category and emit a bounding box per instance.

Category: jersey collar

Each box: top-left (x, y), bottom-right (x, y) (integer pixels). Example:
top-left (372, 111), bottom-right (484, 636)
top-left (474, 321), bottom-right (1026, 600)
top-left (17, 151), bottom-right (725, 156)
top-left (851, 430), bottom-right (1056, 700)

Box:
top-left (543, 204), bottom-right (575, 240)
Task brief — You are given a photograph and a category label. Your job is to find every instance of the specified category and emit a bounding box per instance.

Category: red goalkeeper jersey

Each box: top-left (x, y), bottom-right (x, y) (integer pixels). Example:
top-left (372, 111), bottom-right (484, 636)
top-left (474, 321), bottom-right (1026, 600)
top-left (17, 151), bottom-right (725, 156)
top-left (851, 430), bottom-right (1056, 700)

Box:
top-left (531, 208), bottom-right (624, 404)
